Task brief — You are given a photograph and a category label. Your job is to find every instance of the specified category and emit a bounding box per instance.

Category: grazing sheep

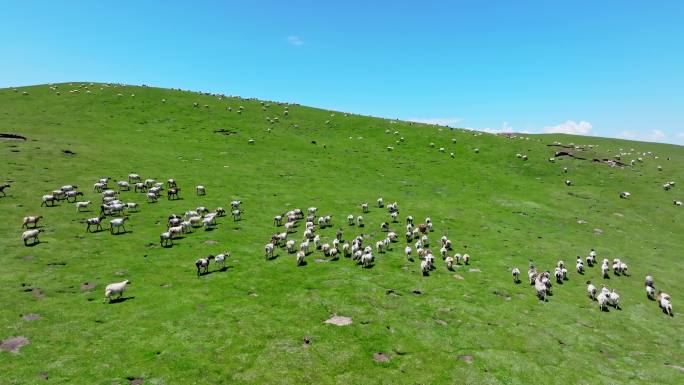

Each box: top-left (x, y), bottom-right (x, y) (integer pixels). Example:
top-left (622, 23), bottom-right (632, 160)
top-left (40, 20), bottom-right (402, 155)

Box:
top-left (41, 194), bottom-right (56, 207)
top-left (587, 281), bottom-right (597, 300)
top-left (361, 252), bottom-right (374, 268)
top-left (264, 243), bottom-right (274, 259)
top-left (420, 259), bottom-right (430, 275)
top-left (215, 252), bottom-right (229, 270)
top-left (103, 280), bottom-right (130, 303)
top-left (576, 260), bottom-right (584, 274)
top-left (232, 209), bottom-right (242, 221)
top-left (86, 216), bottom-right (105, 232)
top-left (512, 267), bottom-right (520, 283)
top-left (534, 278), bottom-right (547, 301)
top-left (296, 250), bottom-right (305, 266)
top-left (462, 253), bottom-right (470, 265)
top-left (196, 185), bottom-right (206, 196)
top-left (93, 182), bottom-right (106, 192)
top-left (65, 190), bottom-right (84, 202)
top-left (361, 203), bottom-right (369, 213)
top-left (377, 197), bottom-right (384, 208)
top-left (134, 182), bottom-right (146, 192)
top-left (356, 216), bottom-right (364, 227)
top-left (601, 261), bottom-right (610, 278)
top-left (22, 215), bottom-right (43, 229)
top-left (274, 215), bottom-right (283, 226)
top-left (146, 192), bottom-right (158, 202)
top-left (347, 214), bottom-right (354, 225)
top-left (167, 187), bottom-right (181, 200)
top-left (109, 216), bottom-right (129, 234)
top-left (21, 229), bottom-right (44, 245)
top-left (565, 180), bottom-right (573, 186)
top-left (196, 255), bottom-right (215, 276)
top-left (167, 178), bottom-right (177, 188)
top-left (674, 200), bottom-right (682, 206)
top-left (300, 240), bottom-right (310, 254)
top-left (117, 181), bottom-right (130, 191)
top-left (646, 285), bottom-right (655, 300)
top-left (75, 200), bottom-right (92, 212)
top-left (160, 231), bottom-right (173, 247)
top-left (128, 173), bottom-right (141, 183)
top-left (286, 240), bottom-right (296, 253)
top-left (657, 292), bottom-right (673, 316)
top-left (608, 290), bottom-right (621, 309)
top-left (446, 256), bottom-right (455, 270)
top-left (645, 275), bottom-right (654, 287)
top-left (231, 200), bottom-right (242, 210)
top-left (587, 249), bottom-right (596, 266)
top-left (597, 292), bottom-right (609, 311)
top-left (619, 191), bottom-right (631, 199)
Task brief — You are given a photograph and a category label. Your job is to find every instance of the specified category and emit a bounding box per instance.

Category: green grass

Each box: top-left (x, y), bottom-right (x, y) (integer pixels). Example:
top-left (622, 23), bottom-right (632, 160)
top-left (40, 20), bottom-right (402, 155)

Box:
top-left (0, 82), bottom-right (683, 384)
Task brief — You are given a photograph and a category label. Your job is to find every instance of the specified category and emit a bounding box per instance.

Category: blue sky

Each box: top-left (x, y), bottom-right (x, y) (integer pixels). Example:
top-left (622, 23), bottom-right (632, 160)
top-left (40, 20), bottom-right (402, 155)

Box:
top-left (2, 1), bottom-right (683, 144)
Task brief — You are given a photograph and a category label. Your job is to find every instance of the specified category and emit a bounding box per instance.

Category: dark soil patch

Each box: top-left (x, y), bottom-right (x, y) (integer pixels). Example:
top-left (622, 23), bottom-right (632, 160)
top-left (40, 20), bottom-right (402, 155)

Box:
top-left (493, 290), bottom-right (512, 301)
top-left (80, 282), bottom-right (96, 291)
top-left (126, 376), bottom-right (144, 385)
top-left (38, 372), bottom-right (48, 380)
top-left (23, 255), bottom-right (34, 261)
top-left (0, 336), bottom-right (30, 353)
top-left (0, 133), bottom-right (27, 140)
top-left (456, 355), bottom-right (474, 363)
top-left (62, 149), bottom-right (76, 155)
top-left (214, 128), bottom-right (238, 136)
top-left (302, 337), bottom-right (312, 347)
top-left (373, 352), bottom-right (390, 362)
top-left (47, 262), bottom-right (66, 267)
top-left (386, 289), bottom-right (400, 296)
top-left (411, 289), bottom-right (422, 295)
top-left (22, 313), bottom-right (41, 321)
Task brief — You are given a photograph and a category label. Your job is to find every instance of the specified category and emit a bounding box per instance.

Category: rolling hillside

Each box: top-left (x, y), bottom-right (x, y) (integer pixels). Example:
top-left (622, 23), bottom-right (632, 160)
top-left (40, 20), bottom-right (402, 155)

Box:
top-left (1, 83), bottom-right (683, 385)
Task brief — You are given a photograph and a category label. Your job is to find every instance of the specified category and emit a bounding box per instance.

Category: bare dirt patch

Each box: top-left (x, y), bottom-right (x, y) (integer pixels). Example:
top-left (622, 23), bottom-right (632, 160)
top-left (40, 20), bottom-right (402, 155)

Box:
top-left (22, 313), bottom-right (41, 321)
top-left (434, 319), bottom-right (448, 326)
top-left (453, 274), bottom-right (464, 280)
top-left (0, 336), bottom-right (30, 354)
top-left (593, 228), bottom-right (604, 235)
top-left (80, 282), bottom-right (96, 291)
top-left (203, 240), bottom-right (218, 245)
top-left (126, 376), bottom-right (144, 385)
top-left (468, 268), bottom-right (481, 273)
top-left (456, 355), bottom-right (474, 363)
top-left (373, 352), bottom-right (390, 362)
top-left (22, 255), bottom-right (34, 261)
top-left (411, 289), bottom-right (422, 295)
top-left (324, 315), bottom-right (352, 326)
top-left (665, 364), bottom-right (684, 372)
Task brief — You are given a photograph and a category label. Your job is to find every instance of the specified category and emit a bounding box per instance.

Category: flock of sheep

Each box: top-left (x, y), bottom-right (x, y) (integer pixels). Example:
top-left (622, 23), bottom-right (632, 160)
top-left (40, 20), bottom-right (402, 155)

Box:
top-left (260, 198), bottom-right (471, 276)
top-left (510, 249), bottom-right (674, 315)
top-left (17, 171), bottom-right (243, 301)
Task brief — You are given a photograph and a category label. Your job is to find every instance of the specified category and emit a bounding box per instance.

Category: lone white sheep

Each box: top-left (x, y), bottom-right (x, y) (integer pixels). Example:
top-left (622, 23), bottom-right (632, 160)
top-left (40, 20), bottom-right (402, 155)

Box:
top-left (103, 280), bottom-right (130, 303)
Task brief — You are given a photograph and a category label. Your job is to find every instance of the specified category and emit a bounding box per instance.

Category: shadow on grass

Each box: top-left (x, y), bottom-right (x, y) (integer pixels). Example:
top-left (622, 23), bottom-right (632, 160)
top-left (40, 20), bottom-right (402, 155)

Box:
top-left (108, 296), bottom-right (135, 304)
top-left (24, 240), bottom-right (45, 247)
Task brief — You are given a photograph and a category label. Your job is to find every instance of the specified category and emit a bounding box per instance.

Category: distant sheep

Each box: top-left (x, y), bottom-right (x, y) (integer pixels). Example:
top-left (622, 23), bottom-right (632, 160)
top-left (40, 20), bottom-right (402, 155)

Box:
top-left (196, 185), bottom-right (206, 196)
top-left (22, 215), bottom-right (43, 229)
top-left (109, 216), bottom-right (129, 234)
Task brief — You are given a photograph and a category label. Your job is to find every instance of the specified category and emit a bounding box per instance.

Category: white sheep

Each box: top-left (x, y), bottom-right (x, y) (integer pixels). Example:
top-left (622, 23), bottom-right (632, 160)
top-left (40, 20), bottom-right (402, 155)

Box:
top-left (21, 229), bottom-right (44, 245)
top-left (160, 231), bottom-right (173, 247)
top-left (608, 290), bottom-right (620, 309)
top-left (22, 215), bottom-right (43, 229)
top-left (361, 252), bottom-right (373, 268)
top-left (587, 281), bottom-right (597, 300)
top-left (462, 253), bottom-right (470, 265)
top-left (146, 192), bottom-right (158, 202)
top-left (446, 256), bottom-right (455, 270)
top-left (41, 194), bottom-right (56, 207)
top-left (347, 214), bottom-right (355, 225)
top-left (215, 252), bottom-right (229, 270)
top-left (286, 240), bottom-right (296, 253)
top-left (103, 280), bottom-right (130, 303)
top-left (356, 216), bottom-right (364, 227)
top-left (296, 250), bottom-right (305, 266)
top-left (109, 217), bottom-right (129, 234)
top-left (232, 209), bottom-right (242, 221)
top-left (420, 259), bottom-right (430, 275)
top-left (128, 173), bottom-right (141, 182)
top-left (597, 292), bottom-right (609, 311)
top-left (117, 181), bottom-right (130, 191)
top-left (361, 203), bottom-right (369, 213)
top-left (265, 243), bottom-right (274, 259)
top-left (619, 191), bottom-right (631, 199)
top-left (300, 240), bottom-right (310, 254)
top-left (512, 267), bottom-right (520, 283)
top-left (674, 200), bottom-right (682, 206)
top-left (196, 185), bottom-right (206, 196)
top-left (86, 216), bottom-right (105, 232)
top-left (75, 200), bottom-right (92, 212)
top-left (646, 285), bottom-right (655, 300)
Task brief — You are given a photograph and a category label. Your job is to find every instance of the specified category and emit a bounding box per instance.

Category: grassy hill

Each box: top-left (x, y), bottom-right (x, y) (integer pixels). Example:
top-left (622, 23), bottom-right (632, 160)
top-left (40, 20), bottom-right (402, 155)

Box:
top-left (0, 82), bottom-right (682, 385)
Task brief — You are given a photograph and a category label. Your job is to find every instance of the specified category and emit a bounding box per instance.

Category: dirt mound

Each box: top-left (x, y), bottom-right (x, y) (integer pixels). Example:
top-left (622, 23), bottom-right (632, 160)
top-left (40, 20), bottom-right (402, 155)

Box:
top-left (324, 315), bottom-right (352, 326)
top-left (22, 313), bottom-right (41, 321)
top-left (456, 355), bottom-right (474, 363)
top-left (1, 336), bottom-right (30, 354)
top-left (373, 352), bottom-right (390, 362)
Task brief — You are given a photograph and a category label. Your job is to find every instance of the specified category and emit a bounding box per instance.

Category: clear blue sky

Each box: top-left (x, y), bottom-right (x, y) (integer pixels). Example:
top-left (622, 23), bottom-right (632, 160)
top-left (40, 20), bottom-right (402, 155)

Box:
top-left (2, 1), bottom-right (683, 144)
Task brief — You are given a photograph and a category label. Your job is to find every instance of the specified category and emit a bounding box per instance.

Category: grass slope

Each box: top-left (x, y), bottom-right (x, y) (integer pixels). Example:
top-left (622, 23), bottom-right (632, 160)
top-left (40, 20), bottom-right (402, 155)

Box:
top-left (0, 83), bottom-right (683, 385)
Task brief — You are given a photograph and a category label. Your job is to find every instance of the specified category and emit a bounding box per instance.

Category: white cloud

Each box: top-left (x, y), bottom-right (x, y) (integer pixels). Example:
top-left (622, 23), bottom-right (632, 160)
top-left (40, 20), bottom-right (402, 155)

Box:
top-left (648, 129), bottom-right (666, 141)
top-left (617, 130), bottom-right (637, 139)
top-left (409, 117), bottom-right (462, 127)
top-left (286, 36), bottom-right (304, 46)
top-left (476, 121), bottom-right (515, 134)
top-left (542, 120), bottom-right (593, 135)
top-left (677, 132), bottom-right (684, 139)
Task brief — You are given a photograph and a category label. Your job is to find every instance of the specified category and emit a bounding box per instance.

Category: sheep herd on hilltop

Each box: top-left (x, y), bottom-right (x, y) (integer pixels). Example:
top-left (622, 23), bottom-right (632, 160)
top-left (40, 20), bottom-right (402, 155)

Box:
top-left (2, 84), bottom-right (679, 316)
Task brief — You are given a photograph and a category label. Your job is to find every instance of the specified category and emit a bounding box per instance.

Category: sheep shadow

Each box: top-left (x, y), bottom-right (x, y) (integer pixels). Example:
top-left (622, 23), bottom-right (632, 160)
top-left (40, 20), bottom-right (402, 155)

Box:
top-left (204, 227), bottom-right (216, 232)
top-left (108, 296), bottom-right (135, 304)
top-left (24, 240), bottom-right (43, 247)
top-left (88, 228), bottom-right (107, 233)
top-left (265, 254), bottom-right (279, 261)
top-left (110, 230), bottom-right (131, 236)
top-left (161, 243), bottom-right (174, 249)
top-left (297, 261), bottom-right (309, 267)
